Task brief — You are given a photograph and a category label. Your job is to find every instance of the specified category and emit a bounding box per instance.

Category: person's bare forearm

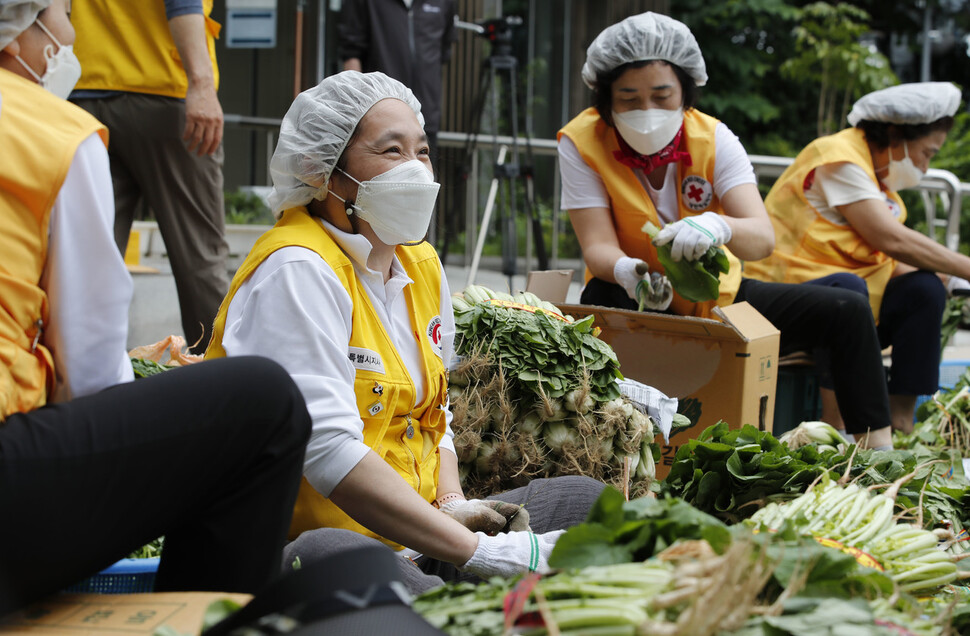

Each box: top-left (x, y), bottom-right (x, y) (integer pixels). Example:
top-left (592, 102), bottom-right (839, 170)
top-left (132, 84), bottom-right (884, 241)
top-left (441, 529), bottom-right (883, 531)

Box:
top-left (327, 451), bottom-right (478, 565)
top-left (168, 13), bottom-right (214, 88)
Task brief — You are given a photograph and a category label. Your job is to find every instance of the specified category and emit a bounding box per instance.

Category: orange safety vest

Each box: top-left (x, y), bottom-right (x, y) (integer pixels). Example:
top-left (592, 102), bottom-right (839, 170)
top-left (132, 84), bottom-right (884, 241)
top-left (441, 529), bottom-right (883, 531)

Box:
top-left (558, 108), bottom-right (742, 318)
top-left (207, 210), bottom-right (448, 547)
top-left (72, 0), bottom-right (221, 98)
top-left (0, 70), bottom-right (108, 419)
top-left (743, 127), bottom-right (905, 321)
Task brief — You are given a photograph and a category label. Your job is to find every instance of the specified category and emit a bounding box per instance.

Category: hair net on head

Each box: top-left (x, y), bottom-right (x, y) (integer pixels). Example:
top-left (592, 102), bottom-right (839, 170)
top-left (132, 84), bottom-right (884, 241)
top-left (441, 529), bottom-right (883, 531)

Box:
top-left (847, 82), bottom-right (962, 127)
top-left (581, 12), bottom-right (707, 90)
top-left (0, 0), bottom-right (50, 50)
top-left (267, 70), bottom-right (424, 217)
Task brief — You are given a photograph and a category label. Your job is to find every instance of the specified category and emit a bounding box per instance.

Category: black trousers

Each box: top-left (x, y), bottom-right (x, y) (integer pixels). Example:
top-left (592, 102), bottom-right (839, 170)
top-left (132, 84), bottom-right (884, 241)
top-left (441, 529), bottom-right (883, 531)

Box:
top-left (0, 357), bottom-right (311, 615)
top-left (581, 276), bottom-right (892, 435)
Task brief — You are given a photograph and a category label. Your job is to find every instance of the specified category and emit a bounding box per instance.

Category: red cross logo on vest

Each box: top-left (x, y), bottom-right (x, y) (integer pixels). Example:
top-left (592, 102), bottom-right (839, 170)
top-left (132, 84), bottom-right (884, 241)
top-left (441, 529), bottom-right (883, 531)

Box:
top-left (681, 175), bottom-right (713, 211)
top-left (426, 316), bottom-right (443, 358)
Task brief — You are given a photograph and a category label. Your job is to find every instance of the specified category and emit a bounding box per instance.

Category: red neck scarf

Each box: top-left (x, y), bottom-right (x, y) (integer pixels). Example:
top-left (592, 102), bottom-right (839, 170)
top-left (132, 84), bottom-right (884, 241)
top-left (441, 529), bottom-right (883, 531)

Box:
top-left (612, 125), bottom-right (692, 174)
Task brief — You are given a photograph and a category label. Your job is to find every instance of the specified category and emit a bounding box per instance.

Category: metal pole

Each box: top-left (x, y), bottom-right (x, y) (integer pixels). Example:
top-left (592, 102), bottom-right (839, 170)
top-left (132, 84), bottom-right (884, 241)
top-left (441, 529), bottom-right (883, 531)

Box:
top-left (316, 0), bottom-right (327, 82)
top-left (921, 1), bottom-right (933, 82)
top-left (467, 146), bottom-right (510, 287)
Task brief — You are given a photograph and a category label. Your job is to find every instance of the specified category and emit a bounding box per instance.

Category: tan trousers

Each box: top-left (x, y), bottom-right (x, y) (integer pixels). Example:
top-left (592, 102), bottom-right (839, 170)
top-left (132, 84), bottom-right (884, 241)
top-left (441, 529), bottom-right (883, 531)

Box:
top-left (73, 93), bottom-right (229, 353)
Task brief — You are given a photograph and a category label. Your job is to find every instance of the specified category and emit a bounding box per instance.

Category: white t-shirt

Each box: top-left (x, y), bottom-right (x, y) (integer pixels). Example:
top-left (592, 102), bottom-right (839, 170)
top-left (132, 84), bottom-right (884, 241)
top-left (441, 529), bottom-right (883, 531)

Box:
top-left (558, 121), bottom-right (757, 225)
top-left (805, 162), bottom-right (898, 225)
top-left (219, 218), bottom-right (456, 497)
top-left (37, 128), bottom-right (135, 401)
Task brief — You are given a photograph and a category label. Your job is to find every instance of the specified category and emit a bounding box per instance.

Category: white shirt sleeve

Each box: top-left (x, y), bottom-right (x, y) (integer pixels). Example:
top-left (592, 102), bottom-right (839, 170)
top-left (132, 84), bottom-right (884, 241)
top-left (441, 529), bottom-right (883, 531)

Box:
top-left (806, 162), bottom-right (884, 226)
top-left (43, 133), bottom-right (134, 402)
top-left (711, 122), bottom-right (757, 198)
top-left (221, 247), bottom-right (370, 497)
top-left (438, 270), bottom-right (456, 456)
top-left (558, 134), bottom-right (610, 211)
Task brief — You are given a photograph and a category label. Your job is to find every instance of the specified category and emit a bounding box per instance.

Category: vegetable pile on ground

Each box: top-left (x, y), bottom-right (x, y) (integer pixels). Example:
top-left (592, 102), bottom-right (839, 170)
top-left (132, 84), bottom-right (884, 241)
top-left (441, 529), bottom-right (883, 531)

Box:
top-left (642, 221), bottom-right (730, 303)
top-left (450, 285), bottom-right (659, 499)
top-left (415, 488), bottom-right (959, 635)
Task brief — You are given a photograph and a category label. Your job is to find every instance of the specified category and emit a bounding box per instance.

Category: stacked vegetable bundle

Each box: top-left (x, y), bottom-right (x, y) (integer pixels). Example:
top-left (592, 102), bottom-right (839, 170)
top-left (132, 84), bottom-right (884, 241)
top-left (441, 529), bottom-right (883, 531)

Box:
top-left (450, 285), bottom-right (658, 499)
top-left (750, 477), bottom-right (964, 593)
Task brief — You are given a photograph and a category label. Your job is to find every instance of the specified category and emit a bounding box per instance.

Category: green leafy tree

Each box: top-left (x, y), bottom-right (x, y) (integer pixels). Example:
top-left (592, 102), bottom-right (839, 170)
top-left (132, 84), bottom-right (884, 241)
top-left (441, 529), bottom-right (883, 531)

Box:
top-left (781, 3), bottom-right (898, 136)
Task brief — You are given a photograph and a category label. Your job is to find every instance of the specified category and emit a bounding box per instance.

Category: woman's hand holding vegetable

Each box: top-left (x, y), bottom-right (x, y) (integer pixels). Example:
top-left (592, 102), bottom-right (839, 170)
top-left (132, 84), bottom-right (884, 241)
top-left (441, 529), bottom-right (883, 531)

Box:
top-left (461, 529), bottom-right (565, 578)
top-left (440, 497), bottom-right (531, 533)
top-left (653, 211), bottom-right (732, 262)
top-left (614, 256), bottom-right (672, 310)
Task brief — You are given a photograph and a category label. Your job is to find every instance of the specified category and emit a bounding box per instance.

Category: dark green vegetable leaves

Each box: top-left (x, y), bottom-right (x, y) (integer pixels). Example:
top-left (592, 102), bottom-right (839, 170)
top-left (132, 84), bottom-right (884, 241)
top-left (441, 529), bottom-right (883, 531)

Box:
top-left (643, 221), bottom-right (730, 303)
top-left (548, 487), bottom-right (731, 569)
top-left (131, 357), bottom-right (174, 379)
top-left (454, 302), bottom-right (622, 403)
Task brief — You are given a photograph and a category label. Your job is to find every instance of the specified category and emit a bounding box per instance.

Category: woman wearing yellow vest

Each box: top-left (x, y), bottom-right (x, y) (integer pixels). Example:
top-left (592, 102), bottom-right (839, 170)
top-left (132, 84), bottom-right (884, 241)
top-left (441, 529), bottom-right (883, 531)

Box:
top-left (0, 0), bottom-right (310, 613)
top-left (559, 12), bottom-right (896, 449)
top-left (205, 71), bottom-right (604, 595)
top-left (745, 83), bottom-right (965, 434)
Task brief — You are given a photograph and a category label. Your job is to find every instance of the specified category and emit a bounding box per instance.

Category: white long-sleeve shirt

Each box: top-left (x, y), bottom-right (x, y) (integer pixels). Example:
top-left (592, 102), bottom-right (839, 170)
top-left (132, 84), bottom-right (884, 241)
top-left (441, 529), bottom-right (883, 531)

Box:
top-left (39, 130), bottom-right (135, 400)
top-left (219, 218), bottom-right (456, 497)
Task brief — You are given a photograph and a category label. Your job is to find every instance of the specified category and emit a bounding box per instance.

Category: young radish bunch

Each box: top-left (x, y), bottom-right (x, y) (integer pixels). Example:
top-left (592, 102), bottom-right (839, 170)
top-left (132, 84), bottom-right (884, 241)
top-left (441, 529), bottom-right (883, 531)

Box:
top-left (450, 285), bottom-right (657, 499)
top-left (749, 468), bottom-right (966, 593)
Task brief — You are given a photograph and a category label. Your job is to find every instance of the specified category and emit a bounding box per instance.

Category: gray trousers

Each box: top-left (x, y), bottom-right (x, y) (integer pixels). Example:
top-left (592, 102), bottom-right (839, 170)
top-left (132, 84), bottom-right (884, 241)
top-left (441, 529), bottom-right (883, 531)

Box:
top-left (72, 93), bottom-right (229, 353)
top-left (282, 475), bottom-right (607, 596)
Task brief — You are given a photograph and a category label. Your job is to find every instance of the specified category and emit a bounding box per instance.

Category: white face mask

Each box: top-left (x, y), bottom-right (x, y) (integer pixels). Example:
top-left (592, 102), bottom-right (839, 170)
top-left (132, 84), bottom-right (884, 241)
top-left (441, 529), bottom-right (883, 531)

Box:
top-left (331, 160), bottom-right (440, 245)
top-left (612, 107), bottom-right (684, 156)
top-left (879, 142), bottom-right (924, 192)
top-left (14, 19), bottom-right (82, 100)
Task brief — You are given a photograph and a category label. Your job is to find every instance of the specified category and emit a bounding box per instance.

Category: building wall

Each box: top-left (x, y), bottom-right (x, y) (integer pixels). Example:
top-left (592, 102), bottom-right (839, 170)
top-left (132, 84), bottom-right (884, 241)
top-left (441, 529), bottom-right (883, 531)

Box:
top-left (213, 0), bottom-right (667, 192)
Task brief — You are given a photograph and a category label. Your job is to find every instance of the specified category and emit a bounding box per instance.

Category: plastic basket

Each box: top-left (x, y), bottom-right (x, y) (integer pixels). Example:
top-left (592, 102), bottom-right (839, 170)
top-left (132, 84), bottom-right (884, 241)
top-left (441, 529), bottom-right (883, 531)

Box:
top-left (939, 360), bottom-right (970, 389)
top-left (63, 557), bottom-right (159, 594)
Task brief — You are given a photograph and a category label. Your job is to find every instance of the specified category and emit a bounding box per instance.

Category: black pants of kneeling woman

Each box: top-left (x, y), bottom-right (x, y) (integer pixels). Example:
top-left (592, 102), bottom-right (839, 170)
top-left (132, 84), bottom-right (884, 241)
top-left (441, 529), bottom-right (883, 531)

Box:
top-left (0, 356), bottom-right (311, 615)
top-left (581, 276), bottom-right (892, 436)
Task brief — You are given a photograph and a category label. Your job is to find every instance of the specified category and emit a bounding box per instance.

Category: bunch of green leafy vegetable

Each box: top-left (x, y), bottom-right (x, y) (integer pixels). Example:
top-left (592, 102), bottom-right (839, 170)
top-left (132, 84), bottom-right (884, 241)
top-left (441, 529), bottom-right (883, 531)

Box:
top-left (661, 421), bottom-right (970, 537)
top-left (642, 221), bottom-right (730, 303)
top-left (660, 422), bottom-right (831, 522)
top-left (453, 300), bottom-right (622, 403)
top-left (131, 357), bottom-right (173, 379)
top-left (547, 487), bottom-right (731, 569)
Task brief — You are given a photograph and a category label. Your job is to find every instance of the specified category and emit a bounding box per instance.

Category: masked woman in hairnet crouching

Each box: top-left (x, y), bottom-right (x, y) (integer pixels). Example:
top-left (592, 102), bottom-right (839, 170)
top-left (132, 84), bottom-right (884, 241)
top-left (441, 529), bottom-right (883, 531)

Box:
top-left (559, 12), bottom-right (899, 449)
top-left (745, 83), bottom-right (966, 434)
top-left (205, 71), bottom-right (605, 595)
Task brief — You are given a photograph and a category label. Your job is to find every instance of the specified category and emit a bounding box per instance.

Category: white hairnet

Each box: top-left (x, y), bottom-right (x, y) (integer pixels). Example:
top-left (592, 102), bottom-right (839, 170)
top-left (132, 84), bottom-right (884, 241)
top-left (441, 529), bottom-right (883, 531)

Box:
top-left (267, 70), bottom-right (424, 217)
top-left (847, 82), bottom-right (962, 127)
top-left (581, 12), bottom-right (707, 90)
top-left (0, 0), bottom-right (49, 50)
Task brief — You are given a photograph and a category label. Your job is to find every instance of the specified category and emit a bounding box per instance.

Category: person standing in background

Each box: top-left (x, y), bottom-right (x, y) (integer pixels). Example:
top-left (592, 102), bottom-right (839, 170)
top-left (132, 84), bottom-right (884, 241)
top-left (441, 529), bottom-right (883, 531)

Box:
top-left (69, 0), bottom-right (228, 354)
top-left (339, 0), bottom-right (457, 168)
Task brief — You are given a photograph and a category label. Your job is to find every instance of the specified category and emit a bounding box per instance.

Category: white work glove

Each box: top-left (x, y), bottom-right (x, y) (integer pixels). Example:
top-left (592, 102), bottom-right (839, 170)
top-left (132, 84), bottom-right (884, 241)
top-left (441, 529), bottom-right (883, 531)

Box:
top-left (614, 256), bottom-right (672, 311)
top-left (461, 529), bottom-right (565, 578)
top-left (946, 275), bottom-right (970, 295)
top-left (440, 498), bottom-right (531, 534)
top-left (653, 211), bottom-right (732, 262)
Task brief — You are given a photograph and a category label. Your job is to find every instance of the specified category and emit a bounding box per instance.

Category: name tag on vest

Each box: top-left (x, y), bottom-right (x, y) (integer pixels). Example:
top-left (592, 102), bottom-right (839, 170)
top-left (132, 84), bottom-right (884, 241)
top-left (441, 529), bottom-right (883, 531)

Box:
top-left (348, 347), bottom-right (385, 374)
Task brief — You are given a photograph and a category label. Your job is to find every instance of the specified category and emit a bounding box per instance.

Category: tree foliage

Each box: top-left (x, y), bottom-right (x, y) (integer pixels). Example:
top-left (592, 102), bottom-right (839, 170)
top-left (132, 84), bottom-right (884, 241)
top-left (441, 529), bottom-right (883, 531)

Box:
top-left (781, 3), bottom-right (898, 136)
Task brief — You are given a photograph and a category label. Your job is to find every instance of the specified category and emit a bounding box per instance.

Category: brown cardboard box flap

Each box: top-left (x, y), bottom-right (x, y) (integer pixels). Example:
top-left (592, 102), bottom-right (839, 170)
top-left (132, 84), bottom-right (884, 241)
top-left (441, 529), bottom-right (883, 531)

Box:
top-left (525, 270), bottom-right (575, 304)
top-left (713, 302), bottom-right (781, 343)
top-left (0, 592), bottom-right (251, 635)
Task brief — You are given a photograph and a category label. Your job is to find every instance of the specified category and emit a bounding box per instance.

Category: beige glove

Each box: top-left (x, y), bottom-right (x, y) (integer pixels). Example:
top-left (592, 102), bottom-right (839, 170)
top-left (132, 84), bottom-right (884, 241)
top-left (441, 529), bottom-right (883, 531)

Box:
top-left (440, 498), bottom-right (531, 534)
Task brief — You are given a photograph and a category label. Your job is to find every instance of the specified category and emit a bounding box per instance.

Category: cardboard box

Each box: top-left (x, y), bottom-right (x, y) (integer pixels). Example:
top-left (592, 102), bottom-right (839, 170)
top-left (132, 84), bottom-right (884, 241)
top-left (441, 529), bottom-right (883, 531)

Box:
top-left (558, 302), bottom-right (780, 480)
top-left (525, 269), bottom-right (576, 304)
top-left (0, 592), bottom-right (251, 635)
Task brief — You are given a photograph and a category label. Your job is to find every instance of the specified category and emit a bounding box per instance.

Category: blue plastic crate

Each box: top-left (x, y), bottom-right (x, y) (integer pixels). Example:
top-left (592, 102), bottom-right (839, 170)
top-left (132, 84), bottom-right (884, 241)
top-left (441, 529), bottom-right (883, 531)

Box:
top-left (63, 557), bottom-right (159, 594)
top-left (939, 360), bottom-right (970, 389)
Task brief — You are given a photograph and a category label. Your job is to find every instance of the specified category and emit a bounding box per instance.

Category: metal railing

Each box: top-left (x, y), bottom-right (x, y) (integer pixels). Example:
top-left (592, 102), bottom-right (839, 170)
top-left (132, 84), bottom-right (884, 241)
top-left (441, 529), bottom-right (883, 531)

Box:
top-left (226, 116), bottom-right (967, 270)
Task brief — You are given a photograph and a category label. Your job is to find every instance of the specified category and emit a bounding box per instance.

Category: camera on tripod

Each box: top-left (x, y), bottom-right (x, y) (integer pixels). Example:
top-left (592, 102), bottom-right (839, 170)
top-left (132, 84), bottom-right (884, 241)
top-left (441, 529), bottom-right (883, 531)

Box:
top-left (475, 15), bottom-right (522, 49)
